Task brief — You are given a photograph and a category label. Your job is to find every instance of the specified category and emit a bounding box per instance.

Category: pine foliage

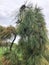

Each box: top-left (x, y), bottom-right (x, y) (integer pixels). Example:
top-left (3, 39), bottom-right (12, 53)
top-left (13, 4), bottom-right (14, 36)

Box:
top-left (17, 5), bottom-right (48, 65)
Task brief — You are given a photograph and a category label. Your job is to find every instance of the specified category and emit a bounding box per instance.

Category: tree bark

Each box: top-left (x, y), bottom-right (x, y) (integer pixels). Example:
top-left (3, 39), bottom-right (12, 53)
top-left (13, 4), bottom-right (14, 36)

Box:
top-left (10, 35), bottom-right (16, 51)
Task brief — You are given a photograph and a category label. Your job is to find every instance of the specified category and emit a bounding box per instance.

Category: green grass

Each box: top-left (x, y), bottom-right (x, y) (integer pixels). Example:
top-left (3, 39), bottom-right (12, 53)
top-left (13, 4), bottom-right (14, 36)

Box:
top-left (0, 47), bottom-right (7, 55)
top-left (0, 47), bottom-right (9, 65)
top-left (0, 47), bottom-right (4, 65)
top-left (0, 47), bottom-right (7, 64)
top-left (0, 47), bottom-right (4, 58)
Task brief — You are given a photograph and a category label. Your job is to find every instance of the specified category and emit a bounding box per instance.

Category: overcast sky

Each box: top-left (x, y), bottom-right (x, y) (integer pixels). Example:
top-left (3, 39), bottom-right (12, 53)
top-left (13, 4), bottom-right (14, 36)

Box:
top-left (0, 0), bottom-right (49, 29)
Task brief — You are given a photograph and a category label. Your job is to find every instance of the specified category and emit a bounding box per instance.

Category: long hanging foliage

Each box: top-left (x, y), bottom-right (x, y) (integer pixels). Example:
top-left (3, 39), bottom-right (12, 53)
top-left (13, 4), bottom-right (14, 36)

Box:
top-left (16, 5), bottom-right (48, 65)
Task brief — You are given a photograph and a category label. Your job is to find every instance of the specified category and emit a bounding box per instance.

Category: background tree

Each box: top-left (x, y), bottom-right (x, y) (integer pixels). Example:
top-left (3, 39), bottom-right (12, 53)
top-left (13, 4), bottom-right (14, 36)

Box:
top-left (0, 26), bottom-right (6, 46)
top-left (0, 25), bottom-right (16, 50)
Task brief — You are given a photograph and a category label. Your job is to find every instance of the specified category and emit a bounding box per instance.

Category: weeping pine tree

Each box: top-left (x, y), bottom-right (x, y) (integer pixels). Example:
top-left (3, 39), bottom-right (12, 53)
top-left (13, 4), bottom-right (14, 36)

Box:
top-left (16, 4), bottom-right (48, 65)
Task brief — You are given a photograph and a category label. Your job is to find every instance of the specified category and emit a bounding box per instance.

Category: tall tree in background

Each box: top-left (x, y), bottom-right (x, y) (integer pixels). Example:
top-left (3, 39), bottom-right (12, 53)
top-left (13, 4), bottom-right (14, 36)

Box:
top-left (0, 26), bottom-right (16, 50)
top-left (16, 4), bottom-right (47, 65)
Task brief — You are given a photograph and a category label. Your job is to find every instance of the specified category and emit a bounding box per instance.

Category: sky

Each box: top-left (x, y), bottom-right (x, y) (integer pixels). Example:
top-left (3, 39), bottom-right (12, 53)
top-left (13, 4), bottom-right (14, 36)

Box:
top-left (0, 0), bottom-right (49, 43)
top-left (0, 0), bottom-right (49, 29)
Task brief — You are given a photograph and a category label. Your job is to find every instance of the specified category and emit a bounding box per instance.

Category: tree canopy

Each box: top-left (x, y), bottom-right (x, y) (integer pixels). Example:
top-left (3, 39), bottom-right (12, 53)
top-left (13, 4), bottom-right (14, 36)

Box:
top-left (0, 25), bottom-right (16, 50)
top-left (16, 5), bottom-right (47, 65)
